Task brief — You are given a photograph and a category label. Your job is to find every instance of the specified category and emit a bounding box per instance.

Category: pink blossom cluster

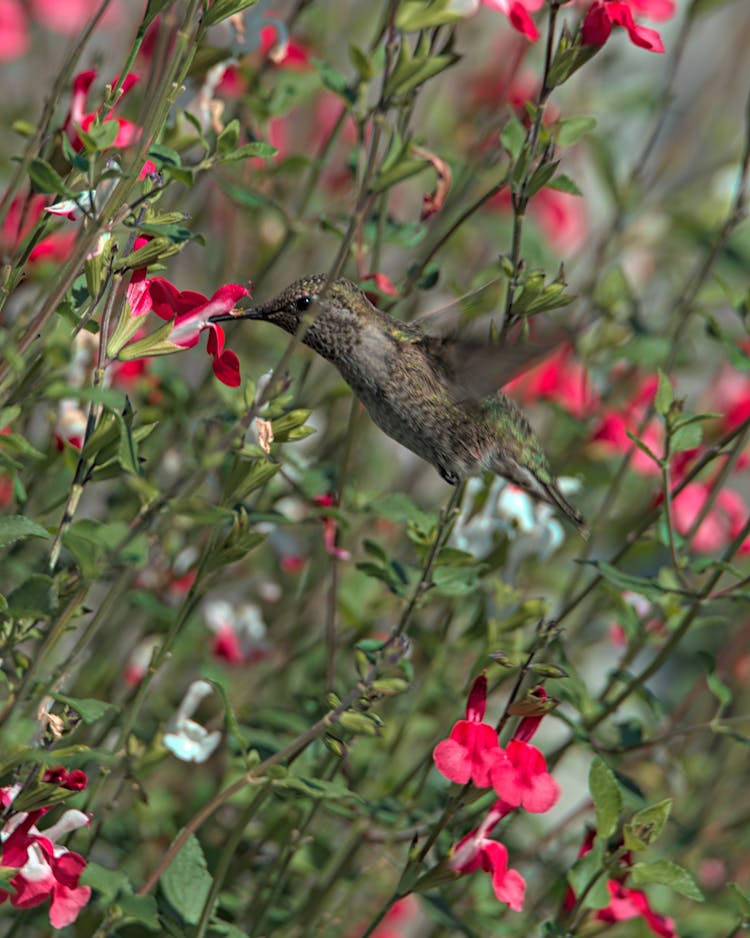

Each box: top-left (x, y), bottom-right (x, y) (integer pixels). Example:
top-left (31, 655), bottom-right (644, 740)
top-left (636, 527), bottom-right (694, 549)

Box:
top-left (432, 675), bottom-right (561, 910)
top-left (0, 770), bottom-right (92, 928)
top-left (565, 829), bottom-right (678, 936)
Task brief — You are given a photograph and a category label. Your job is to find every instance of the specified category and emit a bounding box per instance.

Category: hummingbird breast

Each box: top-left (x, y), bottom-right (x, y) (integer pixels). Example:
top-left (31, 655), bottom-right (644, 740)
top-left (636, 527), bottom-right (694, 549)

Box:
top-left (331, 322), bottom-right (485, 482)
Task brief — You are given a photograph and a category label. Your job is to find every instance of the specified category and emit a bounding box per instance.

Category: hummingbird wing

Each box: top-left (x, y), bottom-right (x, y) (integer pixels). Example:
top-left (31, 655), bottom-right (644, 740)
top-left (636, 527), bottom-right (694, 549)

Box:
top-left (419, 333), bottom-right (563, 400)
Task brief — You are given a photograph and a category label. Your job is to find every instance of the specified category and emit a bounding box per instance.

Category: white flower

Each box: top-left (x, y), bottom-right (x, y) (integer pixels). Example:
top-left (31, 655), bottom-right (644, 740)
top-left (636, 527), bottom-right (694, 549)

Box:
top-left (163, 680), bottom-right (221, 763)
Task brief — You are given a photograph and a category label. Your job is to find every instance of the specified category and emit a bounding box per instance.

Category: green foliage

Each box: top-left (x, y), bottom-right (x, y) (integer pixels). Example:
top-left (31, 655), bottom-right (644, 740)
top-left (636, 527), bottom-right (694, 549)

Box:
top-left (0, 1), bottom-right (747, 936)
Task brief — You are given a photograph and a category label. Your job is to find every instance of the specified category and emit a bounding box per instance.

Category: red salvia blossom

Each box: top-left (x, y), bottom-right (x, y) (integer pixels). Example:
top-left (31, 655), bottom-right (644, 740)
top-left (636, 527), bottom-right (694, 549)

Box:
top-left (64, 69), bottom-right (140, 151)
top-left (432, 673), bottom-right (501, 787)
top-left (480, 0), bottom-right (545, 42)
top-left (582, 0), bottom-right (665, 53)
top-left (565, 830), bottom-right (678, 937)
top-left (0, 786), bottom-right (92, 928)
top-left (450, 799), bottom-right (526, 910)
top-left (313, 493), bottom-right (352, 561)
top-left (125, 250), bottom-right (249, 387)
top-left (490, 738), bottom-right (561, 812)
top-left (506, 345), bottom-right (598, 419)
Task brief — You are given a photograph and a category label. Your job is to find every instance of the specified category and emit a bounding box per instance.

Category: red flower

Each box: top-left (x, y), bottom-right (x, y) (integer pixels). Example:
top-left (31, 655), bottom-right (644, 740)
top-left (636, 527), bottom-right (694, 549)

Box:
top-left (313, 493), bottom-right (352, 561)
top-left (582, 1), bottom-right (665, 53)
top-left (42, 767), bottom-right (88, 792)
top-left (506, 345), bottom-right (597, 419)
top-left (65, 69), bottom-right (140, 151)
top-left (598, 881), bottom-right (678, 937)
top-left (0, 793), bottom-right (92, 929)
top-left (450, 799), bottom-right (526, 910)
top-left (490, 738), bottom-right (561, 812)
top-left (433, 673), bottom-right (503, 787)
top-left (125, 269), bottom-right (248, 388)
top-left (671, 481), bottom-right (750, 556)
top-left (259, 22), bottom-right (310, 68)
top-left (0, 0), bottom-right (29, 61)
top-left (481, 0), bottom-right (544, 42)
top-left (591, 374), bottom-right (664, 476)
top-left (565, 829), bottom-right (678, 937)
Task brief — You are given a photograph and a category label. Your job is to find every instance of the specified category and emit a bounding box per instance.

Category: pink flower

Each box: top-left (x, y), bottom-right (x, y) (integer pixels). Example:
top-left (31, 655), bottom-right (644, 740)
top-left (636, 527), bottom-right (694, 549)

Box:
top-left (0, 792), bottom-right (92, 929)
top-left (29, 0), bottom-right (122, 35)
top-left (125, 270), bottom-right (249, 388)
top-left (506, 345), bottom-right (597, 420)
top-left (0, 0), bottom-right (28, 61)
top-left (582, 0), bottom-right (665, 53)
top-left (65, 69), bottom-right (141, 151)
top-left (433, 673), bottom-right (503, 787)
top-left (490, 738), bottom-right (561, 812)
top-left (671, 481), bottom-right (750, 556)
top-left (591, 374), bottom-right (664, 476)
top-left (205, 600), bottom-right (270, 666)
top-left (480, 0), bottom-right (544, 42)
top-left (565, 830), bottom-right (678, 937)
top-left (313, 493), bottom-right (352, 561)
top-left (597, 881), bottom-right (678, 937)
top-left (450, 799), bottom-right (526, 910)
top-left (42, 767), bottom-right (88, 792)
top-left (259, 23), bottom-right (310, 68)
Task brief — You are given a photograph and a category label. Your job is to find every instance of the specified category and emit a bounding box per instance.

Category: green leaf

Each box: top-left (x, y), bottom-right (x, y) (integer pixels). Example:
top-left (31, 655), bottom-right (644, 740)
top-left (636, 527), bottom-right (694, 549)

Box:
top-left (589, 757), bottom-right (622, 839)
top-left (431, 564), bottom-right (484, 597)
top-left (547, 174), bottom-right (582, 196)
top-left (203, 0), bottom-right (259, 27)
top-left (566, 838), bottom-right (611, 910)
top-left (160, 833), bottom-right (213, 925)
top-left (396, 0), bottom-right (466, 29)
top-left (51, 693), bottom-right (118, 724)
top-left (271, 775), bottom-right (365, 802)
top-left (670, 421), bottom-right (703, 453)
top-left (118, 892), bottom-right (160, 930)
top-left (501, 116), bottom-right (526, 162)
top-left (28, 158), bottom-right (74, 196)
top-left (80, 861), bottom-right (131, 900)
top-left (7, 574), bottom-right (58, 618)
top-left (624, 798), bottom-right (672, 850)
top-left (556, 116), bottom-right (597, 147)
top-left (593, 562), bottom-right (667, 601)
top-left (312, 57), bottom-right (356, 105)
top-left (728, 882), bottom-right (750, 917)
top-left (370, 493), bottom-right (437, 536)
top-left (655, 369), bottom-right (674, 417)
top-left (630, 860), bottom-right (704, 901)
top-left (0, 515), bottom-right (51, 548)
top-left (220, 141), bottom-right (278, 162)
top-left (216, 118), bottom-right (240, 155)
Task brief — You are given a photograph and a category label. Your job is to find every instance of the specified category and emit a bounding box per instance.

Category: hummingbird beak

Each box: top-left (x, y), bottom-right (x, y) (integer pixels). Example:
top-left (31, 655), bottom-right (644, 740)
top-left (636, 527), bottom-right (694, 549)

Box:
top-left (208, 303), bottom-right (270, 324)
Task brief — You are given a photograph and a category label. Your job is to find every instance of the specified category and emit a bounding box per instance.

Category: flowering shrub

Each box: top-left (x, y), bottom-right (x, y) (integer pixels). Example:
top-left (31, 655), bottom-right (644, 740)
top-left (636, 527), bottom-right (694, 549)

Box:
top-left (0, 1), bottom-right (748, 935)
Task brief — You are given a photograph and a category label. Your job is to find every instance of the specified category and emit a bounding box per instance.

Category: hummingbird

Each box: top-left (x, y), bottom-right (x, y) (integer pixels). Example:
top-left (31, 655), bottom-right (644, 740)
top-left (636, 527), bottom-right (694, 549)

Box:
top-left (210, 274), bottom-right (586, 531)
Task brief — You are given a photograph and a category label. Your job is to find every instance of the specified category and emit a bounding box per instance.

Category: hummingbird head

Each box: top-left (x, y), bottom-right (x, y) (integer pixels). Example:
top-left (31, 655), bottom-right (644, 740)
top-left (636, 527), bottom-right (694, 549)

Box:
top-left (210, 274), bottom-right (381, 358)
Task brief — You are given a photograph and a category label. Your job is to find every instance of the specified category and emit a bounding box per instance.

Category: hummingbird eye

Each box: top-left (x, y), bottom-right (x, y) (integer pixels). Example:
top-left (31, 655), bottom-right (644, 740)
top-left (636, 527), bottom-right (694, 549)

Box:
top-left (295, 295), bottom-right (312, 312)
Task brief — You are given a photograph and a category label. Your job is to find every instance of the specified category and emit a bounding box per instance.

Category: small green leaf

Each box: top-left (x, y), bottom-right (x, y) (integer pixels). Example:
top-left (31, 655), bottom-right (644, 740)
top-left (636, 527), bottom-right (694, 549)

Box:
top-left (7, 574), bottom-right (58, 618)
top-left (203, 0), bottom-right (259, 27)
top-left (51, 693), bottom-right (118, 724)
top-left (593, 562), bottom-right (667, 601)
top-left (220, 141), bottom-right (278, 162)
top-left (630, 860), bottom-right (704, 901)
top-left (567, 838), bottom-right (611, 910)
top-left (160, 833), bottom-right (212, 925)
top-left (28, 158), bottom-right (74, 196)
top-left (655, 369), bottom-right (674, 417)
top-left (0, 515), bottom-right (51, 548)
top-left (624, 799), bottom-right (672, 850)
top-left (589, 757), bottom-right (622, 839)
top-left (670, 421), bottom-right (703, 453)
top-left (216, 118), bottom-right (240, 154)
top-left (557, 116), bottom-right (597, 147)
top-left (501, 117), bottom-right (526, 162)
top-left (547, 174), bottom-right (582, 196)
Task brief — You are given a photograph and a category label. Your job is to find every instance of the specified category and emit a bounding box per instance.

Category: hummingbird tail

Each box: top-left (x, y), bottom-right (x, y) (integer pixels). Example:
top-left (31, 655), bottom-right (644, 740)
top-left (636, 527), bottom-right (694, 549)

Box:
top-left (540, 481), bottom-right (589, 539)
